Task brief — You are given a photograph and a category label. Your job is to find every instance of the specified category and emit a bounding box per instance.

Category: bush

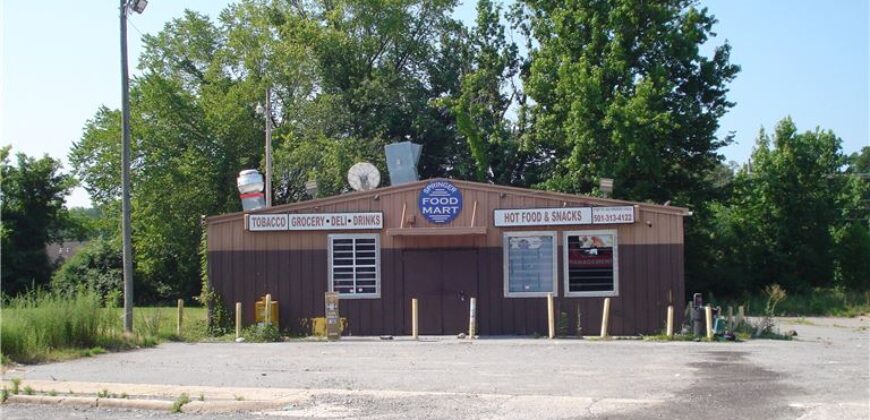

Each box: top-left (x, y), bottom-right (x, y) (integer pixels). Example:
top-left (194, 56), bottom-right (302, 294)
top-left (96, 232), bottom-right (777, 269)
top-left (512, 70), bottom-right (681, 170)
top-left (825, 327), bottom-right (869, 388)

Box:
top-left (51, 237), bottom-right (122, 299)
top-left (242, 324), bottom-right (282, 342)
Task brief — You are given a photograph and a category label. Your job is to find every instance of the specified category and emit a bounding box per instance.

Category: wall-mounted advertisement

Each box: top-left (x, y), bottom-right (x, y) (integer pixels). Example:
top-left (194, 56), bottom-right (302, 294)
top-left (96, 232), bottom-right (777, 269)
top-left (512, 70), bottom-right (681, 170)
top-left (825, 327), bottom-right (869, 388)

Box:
top-left (494, 206), bottom-right (634, 227)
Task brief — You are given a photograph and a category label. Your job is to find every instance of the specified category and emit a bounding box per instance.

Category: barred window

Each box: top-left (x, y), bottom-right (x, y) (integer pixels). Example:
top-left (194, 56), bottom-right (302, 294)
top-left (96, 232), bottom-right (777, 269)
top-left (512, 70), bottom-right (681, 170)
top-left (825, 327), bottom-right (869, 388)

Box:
top-left (563, 230), bottom-right (618, 297)
top-left (328, 234), bottom-right (380, 298)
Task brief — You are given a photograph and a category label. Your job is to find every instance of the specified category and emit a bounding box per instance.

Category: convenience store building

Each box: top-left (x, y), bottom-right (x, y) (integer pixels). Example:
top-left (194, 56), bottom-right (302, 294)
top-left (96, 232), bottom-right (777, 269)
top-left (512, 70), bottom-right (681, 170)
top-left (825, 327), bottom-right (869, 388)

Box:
top-left (205, 179), bottom-right (688, 336)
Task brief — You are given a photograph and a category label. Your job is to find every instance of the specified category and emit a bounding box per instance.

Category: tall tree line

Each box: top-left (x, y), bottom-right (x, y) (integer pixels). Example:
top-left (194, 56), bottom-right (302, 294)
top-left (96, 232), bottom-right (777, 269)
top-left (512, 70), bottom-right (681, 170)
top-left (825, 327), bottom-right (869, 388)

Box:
top-left (44, 0), bottom-right (866, 301)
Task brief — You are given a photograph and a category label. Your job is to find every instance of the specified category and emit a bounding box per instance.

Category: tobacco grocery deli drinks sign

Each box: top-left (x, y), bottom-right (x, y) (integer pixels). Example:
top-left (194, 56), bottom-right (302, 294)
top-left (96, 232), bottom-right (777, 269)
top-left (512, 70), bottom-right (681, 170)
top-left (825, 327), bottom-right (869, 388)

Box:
top-left (418, 180), bottom-right (462, 224)
top-left (494, 206), bottom-right (635, 227)
top-left (246, 212), bottom-right (383, 231)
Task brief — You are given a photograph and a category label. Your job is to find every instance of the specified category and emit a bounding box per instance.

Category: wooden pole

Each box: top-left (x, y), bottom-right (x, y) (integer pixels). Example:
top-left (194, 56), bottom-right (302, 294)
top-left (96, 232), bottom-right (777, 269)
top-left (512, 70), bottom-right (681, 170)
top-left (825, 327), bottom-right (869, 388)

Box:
top-left (727, 306), bottom-right (734, 331)
top-left (469, 297), bottom-right (477, 338)
top-left (705, 305), bottom-right (714, 340)
top-left (547, 293), bottom-right (555, 339)
top-left (235, 302), bottom-right (242, 339)
top-left (576, 303), bottom-right (582, 338)
top-left (600, 298), bottom-right (611, 338)
top-left (737, 305), bottom-right (745, 326)
top-left (411, 298), bottom-right (419, 340)
top-left (264, 294), bottom-right (272, 326)
top-left (666, 305), bottom-right (674, 337)
top-left (176, 299), bottom-right (184, 337)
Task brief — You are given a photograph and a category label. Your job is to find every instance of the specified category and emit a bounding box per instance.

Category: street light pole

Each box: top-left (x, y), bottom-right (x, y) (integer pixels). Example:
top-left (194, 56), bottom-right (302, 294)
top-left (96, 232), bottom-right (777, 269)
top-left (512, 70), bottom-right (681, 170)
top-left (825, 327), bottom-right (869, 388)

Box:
top-left (265, 87), bottom-right (273, 207)
top-left (120, 0), bottom-right (146, 333)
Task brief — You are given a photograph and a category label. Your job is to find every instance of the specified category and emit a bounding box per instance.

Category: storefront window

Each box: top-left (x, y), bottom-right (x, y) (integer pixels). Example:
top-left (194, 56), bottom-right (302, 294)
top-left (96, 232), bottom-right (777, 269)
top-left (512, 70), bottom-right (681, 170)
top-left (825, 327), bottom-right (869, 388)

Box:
top-left (563, 230), bottom-right (618, 297)
top-left (328, 234), bottom-right (380, 298)
top-left (503, 232), bottom-right (557, 297)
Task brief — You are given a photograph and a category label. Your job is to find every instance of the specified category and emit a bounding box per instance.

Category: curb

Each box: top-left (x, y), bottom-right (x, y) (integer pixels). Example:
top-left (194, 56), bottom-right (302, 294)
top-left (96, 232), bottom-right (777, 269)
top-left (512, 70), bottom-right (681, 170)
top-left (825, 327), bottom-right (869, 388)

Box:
top-left (7, 394), bottom-right (172, 411)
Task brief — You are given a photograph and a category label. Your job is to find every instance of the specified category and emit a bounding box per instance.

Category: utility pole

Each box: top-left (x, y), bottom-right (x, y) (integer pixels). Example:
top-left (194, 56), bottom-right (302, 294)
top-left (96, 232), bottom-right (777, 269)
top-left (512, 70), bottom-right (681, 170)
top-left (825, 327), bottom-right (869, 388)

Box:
top-left (265, 87), bottom-right (273, 207)
top-left (120, 0), bottom-right (147, 333)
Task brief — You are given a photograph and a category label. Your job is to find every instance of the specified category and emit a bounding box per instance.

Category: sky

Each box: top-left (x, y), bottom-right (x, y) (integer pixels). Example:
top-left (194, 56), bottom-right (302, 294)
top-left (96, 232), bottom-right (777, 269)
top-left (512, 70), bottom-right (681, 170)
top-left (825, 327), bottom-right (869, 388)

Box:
top-left (2, 1), bottom-right (868, 208)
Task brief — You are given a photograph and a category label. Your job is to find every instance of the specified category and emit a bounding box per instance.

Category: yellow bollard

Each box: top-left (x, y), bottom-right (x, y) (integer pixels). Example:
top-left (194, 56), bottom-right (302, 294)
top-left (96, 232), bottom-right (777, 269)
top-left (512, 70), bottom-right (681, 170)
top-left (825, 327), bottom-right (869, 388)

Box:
top-left (235, 302), bottom-right (242, 339)
top-left (469, 297), bottom-right (477, 338)
top-left (547, 293), bottom-right (555, 339)
top-left (600, 298), bottom-right (611, 338)
top-left (177, 299), bottom-right (184, 337)
top-left (411, 298), bottom-right (419, 339)
top-left (705, 305), bottom-right (714, 340)
top-left (264, 294), bottom-right (272, 326)
top-left (666, 305), bottom-right (674, 337)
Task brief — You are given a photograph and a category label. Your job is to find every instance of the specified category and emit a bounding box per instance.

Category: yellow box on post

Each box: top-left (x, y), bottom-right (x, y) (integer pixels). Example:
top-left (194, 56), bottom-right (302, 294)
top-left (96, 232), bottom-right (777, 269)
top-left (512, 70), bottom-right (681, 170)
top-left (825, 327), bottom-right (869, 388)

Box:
top-left (310, 317), bottom-right (347, 337)
top-left (254, 297), bottom-right (279, 326)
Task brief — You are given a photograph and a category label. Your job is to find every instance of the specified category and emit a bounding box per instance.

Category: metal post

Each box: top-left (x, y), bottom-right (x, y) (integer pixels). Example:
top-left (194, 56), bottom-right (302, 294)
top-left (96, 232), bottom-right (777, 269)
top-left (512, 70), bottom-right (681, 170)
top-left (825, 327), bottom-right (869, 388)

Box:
top-left (120, 0), bottom-right (134, 333)
top-left (177, 299), bottom-right (184, 337)
top-left (468, 297), bottom-right (477, 338)
top-left (264, 87), bottom-right (272, 207)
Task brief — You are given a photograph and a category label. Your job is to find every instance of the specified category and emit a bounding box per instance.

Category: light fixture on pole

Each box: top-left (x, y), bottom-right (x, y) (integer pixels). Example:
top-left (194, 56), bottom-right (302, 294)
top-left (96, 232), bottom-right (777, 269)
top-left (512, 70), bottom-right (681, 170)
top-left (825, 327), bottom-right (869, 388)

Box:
top-left (120, 0), bottom-right (147, 333)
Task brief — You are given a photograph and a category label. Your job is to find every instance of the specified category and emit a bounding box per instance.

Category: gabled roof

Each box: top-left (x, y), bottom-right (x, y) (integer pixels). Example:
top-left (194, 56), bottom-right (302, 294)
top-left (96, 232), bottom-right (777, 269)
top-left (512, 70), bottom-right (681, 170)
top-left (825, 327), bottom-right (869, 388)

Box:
top-left (205, 178), bottom-right (689, 224)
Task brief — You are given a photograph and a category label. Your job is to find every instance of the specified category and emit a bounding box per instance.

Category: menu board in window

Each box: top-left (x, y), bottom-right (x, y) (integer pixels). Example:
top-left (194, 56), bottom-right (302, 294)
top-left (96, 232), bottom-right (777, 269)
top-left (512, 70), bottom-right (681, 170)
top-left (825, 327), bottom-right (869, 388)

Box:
top-left (566, 233), bottom-right (616, 294)
top-left (506, 234), bottom-right (555, 295)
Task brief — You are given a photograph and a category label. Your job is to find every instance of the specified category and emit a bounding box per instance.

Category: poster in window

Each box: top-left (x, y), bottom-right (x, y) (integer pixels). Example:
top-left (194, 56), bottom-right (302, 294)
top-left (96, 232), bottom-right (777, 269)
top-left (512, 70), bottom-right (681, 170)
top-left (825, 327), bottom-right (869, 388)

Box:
top-left (566, 233), bottom-right (615, 293)
top-left (506, 234), bottom-right (554, 294)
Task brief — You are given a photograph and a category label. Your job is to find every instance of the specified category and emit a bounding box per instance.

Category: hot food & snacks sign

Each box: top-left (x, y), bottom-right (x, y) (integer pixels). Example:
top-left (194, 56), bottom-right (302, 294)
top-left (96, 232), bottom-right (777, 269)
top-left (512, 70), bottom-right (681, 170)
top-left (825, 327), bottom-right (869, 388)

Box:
top-left (494, 206), bottom-right (635, 227)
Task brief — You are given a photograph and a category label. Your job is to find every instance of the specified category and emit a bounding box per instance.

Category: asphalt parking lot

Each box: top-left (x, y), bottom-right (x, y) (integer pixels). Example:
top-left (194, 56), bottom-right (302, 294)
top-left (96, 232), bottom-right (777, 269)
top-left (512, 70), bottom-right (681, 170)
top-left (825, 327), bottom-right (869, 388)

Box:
top-left (2, 317), bottom-right (867, 419)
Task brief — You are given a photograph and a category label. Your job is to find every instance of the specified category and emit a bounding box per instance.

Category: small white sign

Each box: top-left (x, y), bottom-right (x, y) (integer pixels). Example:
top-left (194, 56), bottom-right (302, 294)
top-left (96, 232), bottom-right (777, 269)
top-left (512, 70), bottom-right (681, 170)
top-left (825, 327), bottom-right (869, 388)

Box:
top-left (591, 206), bottom-right (635, 224)
top-left (494, 207), bottom-right (592, 227)
top-left (494, 206), bottom-right (635, 227)
top-left (247, 214), bottom-right (290, 231)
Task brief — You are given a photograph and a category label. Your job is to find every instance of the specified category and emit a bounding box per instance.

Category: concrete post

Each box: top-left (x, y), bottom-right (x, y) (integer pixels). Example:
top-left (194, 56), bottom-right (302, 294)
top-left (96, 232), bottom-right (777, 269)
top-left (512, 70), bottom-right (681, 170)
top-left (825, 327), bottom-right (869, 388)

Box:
top-left (666, 305), bottom-right (674, 337)
top-left (705, 305), bottom-right (714, 340)
top-left (235, 302), bottom-right (242, 339)
top-left (547, 293), bottom-right (555, 339)
top-left (411, 298), bottom-right (418, 340)
top-left (600, 298), bottom-right (611, 338)
top-left (264, 294), bottom-right (272, 326)
top-left (469, 298), bottom-right (477, 338)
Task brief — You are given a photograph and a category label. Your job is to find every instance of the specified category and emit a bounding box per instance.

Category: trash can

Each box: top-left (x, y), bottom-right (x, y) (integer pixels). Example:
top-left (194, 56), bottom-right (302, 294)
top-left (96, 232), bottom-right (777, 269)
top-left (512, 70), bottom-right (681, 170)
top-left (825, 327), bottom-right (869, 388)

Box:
top-left (254, 297), bottom-right (279, 326)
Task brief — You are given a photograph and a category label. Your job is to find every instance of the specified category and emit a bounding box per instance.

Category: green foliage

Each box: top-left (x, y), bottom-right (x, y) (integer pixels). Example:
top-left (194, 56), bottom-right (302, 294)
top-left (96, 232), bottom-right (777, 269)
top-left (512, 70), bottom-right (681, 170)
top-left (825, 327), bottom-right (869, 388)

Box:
top-left (729, 288), bottom-right (869, 317)
top-left (171, 393), bottom-right (191, 413)
top-left (1, 289), bottom-right (116, 363)
top-left (522, 0), bottom-right (739, 205)
top-left (51, 237), bottom-right (123, 299)
top-left (242, 323), bottom-right (283, 342)
top-left (695, 118), bottom-right (867, 297)
top-left (198, 228), bottom-right (231, 335)
top-left (1, 147), bottom-right (76, 295)
top-left (10, 378), bottom-right (21, 394)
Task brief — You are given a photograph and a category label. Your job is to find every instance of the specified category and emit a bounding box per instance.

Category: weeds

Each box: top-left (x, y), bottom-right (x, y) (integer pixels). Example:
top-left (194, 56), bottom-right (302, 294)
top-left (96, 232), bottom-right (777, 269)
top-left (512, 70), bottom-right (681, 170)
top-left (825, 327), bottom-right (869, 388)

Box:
top-left (97, 389), bottom-right (109, 398)
top-left (48, 389), bottom-right (57, 396)
top-left (22, 386), bottom-right (34, 395)
top-left (1, 388), bottom-right (7, 403)
top-left (242, 324), bottom-right (282, 342)
top-left (9, 378), bottom-right (21, 395)
top-left (170, 393), bottom-right (191, 413)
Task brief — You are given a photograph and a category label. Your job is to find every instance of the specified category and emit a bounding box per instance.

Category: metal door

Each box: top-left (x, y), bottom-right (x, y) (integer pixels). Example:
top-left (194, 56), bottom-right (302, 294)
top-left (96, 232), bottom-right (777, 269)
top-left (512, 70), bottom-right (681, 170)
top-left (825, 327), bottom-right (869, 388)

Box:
top-left (403, 249), bottom-right (479, 335)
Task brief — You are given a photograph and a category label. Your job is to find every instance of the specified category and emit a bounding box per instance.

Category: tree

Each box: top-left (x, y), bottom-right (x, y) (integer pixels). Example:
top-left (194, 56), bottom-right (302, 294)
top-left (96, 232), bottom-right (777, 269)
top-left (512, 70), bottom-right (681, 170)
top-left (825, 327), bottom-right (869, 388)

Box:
top-left (700, 118), bottom-right (867, 296)
top-left (1, 147), bottom-right (75, 295)
top-left (521, 0), bottom-right (739, 205)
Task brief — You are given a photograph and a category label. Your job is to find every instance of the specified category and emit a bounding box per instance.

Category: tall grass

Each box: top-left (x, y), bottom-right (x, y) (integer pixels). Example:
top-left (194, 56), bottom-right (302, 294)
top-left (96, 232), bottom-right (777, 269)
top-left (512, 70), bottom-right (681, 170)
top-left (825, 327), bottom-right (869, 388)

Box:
top-left (1, 288), bottom-right (212, 364)
top-left (725, 287), bottom-right (870, 317)
top-left (1, 288), bottom-right (120, 363)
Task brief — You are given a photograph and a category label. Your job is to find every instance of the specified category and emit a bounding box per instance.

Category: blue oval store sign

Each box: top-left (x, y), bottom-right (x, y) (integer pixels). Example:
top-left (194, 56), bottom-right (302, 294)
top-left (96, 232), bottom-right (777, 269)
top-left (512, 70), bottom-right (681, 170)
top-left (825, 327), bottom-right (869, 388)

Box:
top-left (419, 180), bottom-right (463, 224)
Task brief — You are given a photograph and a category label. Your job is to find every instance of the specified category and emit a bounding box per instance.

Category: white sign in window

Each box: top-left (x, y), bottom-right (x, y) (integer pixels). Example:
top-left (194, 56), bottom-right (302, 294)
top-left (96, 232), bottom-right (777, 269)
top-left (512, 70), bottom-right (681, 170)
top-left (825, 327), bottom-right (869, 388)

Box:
top-left (563, 230), bottom-right (618, 297)
top-left (503, 232), bottom-right (557, 297)
top-left (328, 234), bottom-right (380, 298)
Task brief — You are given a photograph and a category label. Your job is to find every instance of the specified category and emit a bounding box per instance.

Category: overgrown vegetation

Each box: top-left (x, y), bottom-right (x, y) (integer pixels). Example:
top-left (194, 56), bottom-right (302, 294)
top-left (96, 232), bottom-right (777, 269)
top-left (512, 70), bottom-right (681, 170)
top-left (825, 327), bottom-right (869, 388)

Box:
top-left (1, 289), bottom-right (211, 364)
top-left (241, 323), bottom-right (283, 343)
top-left (170, 393), bottom-right (191, 413)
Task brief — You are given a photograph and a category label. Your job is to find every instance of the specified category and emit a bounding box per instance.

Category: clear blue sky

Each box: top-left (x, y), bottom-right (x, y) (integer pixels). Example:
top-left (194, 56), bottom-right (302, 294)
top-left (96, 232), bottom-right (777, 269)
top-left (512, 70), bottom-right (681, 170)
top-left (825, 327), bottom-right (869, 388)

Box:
top-left (2, 1), bottom-right (868, 208)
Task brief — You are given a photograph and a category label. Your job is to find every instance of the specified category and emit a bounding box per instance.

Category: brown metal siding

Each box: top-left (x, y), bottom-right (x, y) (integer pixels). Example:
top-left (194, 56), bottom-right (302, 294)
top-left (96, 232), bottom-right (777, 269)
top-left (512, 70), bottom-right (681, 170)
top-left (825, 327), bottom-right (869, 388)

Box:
top-left (206, 180), bottom-right (686, 335)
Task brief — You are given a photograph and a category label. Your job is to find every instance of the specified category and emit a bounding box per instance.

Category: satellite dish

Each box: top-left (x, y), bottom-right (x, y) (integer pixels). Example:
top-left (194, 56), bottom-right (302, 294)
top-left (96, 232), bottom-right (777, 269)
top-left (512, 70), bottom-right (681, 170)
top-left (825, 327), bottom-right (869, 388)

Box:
top-left (347, 162), bottom-right (381, 191)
